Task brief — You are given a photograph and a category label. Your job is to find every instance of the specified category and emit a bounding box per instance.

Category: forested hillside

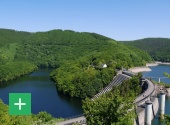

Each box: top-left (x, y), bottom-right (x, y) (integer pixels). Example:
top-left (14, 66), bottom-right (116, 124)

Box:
top-left (0, 29), bottom-right (152, 98)
top-left (122, 38), bottom-right (170, 62)
top-left (0, 99), bottom-right (63, 125)
top-left (82, 75), bottom-right (141, 125)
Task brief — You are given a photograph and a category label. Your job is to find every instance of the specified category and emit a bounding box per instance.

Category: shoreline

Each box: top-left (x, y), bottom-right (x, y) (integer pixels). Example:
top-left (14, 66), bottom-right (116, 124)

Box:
top-left (129, 61), bottom-right (170, 73)
top-left (146, 63), bottom-right (158, 67)
top-left (146, 61), bottom-right (170, 66)
top-left (155, 61), bottom-right (170, 66)
top-left (128, 66), bottom-right (151, 73)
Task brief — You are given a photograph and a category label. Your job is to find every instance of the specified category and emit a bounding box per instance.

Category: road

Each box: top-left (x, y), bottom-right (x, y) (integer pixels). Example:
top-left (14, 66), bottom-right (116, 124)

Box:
top-left (56, 116), bottom-right (86, 125)
top-left (135, 79), bottom-right (155, 104)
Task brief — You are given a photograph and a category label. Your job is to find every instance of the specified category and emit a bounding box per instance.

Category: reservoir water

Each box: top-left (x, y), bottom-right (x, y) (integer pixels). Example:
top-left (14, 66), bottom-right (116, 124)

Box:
top-left (142, 65), bottom-right (170, 125)
top-left (0, 69), bottom-right (83, 118)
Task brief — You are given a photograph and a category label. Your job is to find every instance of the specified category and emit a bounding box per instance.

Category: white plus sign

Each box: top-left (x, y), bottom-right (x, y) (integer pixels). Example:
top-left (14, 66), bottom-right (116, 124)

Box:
top-left (14, 98), bottom-right (26, 110)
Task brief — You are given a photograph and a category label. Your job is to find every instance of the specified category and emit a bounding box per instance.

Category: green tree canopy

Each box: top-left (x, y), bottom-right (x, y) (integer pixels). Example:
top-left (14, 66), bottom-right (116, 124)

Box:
top-left (122, 38), bottom-right (170, 62)
top-left (82, 90), bottom-right (135, 125)
top-left (82, 76), bottom-right (141, 125)
top-left (0, 29), bottom-right (151, 98)
top-left (0, 99), bottom-right (61, 125)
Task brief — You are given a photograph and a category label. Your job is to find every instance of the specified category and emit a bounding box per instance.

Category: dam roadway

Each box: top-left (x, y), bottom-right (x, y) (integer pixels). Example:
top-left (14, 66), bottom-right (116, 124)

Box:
top-left (56, 72), bottom-right (157, 125)
top-left (135, 79), bottom-right (155, 104)
top-left (135, 79), bottom-right (158, 125)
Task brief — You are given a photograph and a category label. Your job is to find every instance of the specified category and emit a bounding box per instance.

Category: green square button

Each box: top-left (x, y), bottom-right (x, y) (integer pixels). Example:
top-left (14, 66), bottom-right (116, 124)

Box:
top-left (9, 93), bottom-right (31, 115)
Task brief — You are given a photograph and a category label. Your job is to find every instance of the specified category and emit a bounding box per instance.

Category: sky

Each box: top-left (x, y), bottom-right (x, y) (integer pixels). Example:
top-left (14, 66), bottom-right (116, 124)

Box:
top-left (0, 0), bottom-right (170, 40)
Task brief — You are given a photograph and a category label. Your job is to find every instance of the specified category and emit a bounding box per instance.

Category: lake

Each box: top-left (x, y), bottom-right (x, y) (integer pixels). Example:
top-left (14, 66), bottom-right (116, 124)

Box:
top-left (142, 65), bottom-right (170, 125)
top-left (0, 68), bottom-right (83, 118)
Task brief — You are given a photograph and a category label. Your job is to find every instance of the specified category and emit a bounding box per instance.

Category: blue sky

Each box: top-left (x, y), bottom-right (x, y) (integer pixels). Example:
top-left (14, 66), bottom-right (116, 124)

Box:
top-left (0, 0), bottom-right (170, 40)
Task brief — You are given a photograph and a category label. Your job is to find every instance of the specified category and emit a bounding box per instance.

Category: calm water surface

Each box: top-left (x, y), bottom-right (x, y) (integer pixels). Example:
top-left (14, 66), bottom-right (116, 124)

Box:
top-left (0, 69), bottom-right (83, 118)
top-left (142, 65), bottom-right (170, 125)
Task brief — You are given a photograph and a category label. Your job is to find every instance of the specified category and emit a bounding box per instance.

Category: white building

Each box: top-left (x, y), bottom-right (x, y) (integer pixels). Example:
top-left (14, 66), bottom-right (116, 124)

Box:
top-left (101, 64), bottom-right (107, 68)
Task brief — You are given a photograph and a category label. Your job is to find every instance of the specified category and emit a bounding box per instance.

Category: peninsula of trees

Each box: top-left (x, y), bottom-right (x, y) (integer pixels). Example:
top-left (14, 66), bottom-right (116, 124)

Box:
top-left (0, 29), bottom-right (152, 98)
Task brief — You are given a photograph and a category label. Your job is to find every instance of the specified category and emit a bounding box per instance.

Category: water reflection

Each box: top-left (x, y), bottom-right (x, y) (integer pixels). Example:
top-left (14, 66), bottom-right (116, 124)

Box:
top-left (0, 69), bottom-right (83, 118)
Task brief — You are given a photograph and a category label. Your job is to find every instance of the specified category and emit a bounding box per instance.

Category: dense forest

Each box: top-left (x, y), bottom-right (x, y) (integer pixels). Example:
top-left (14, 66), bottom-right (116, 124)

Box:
top-left (0, 99), bottom-right (63, 125)
top-left (0, 29), bottom-right (152, 98)
top-left (82, 75), bottom-right (141, 125)
top-left (122, 38), bottom-right (170, 62)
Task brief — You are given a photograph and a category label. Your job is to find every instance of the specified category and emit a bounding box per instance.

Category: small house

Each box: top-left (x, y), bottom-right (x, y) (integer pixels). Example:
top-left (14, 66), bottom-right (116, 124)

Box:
top-left (101, 64), bottom-right (107, 68)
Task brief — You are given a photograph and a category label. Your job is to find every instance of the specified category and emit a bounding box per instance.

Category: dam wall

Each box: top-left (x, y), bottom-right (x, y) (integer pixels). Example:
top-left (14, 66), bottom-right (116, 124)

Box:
top-left (137, 97), bottom-right (159, 125)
